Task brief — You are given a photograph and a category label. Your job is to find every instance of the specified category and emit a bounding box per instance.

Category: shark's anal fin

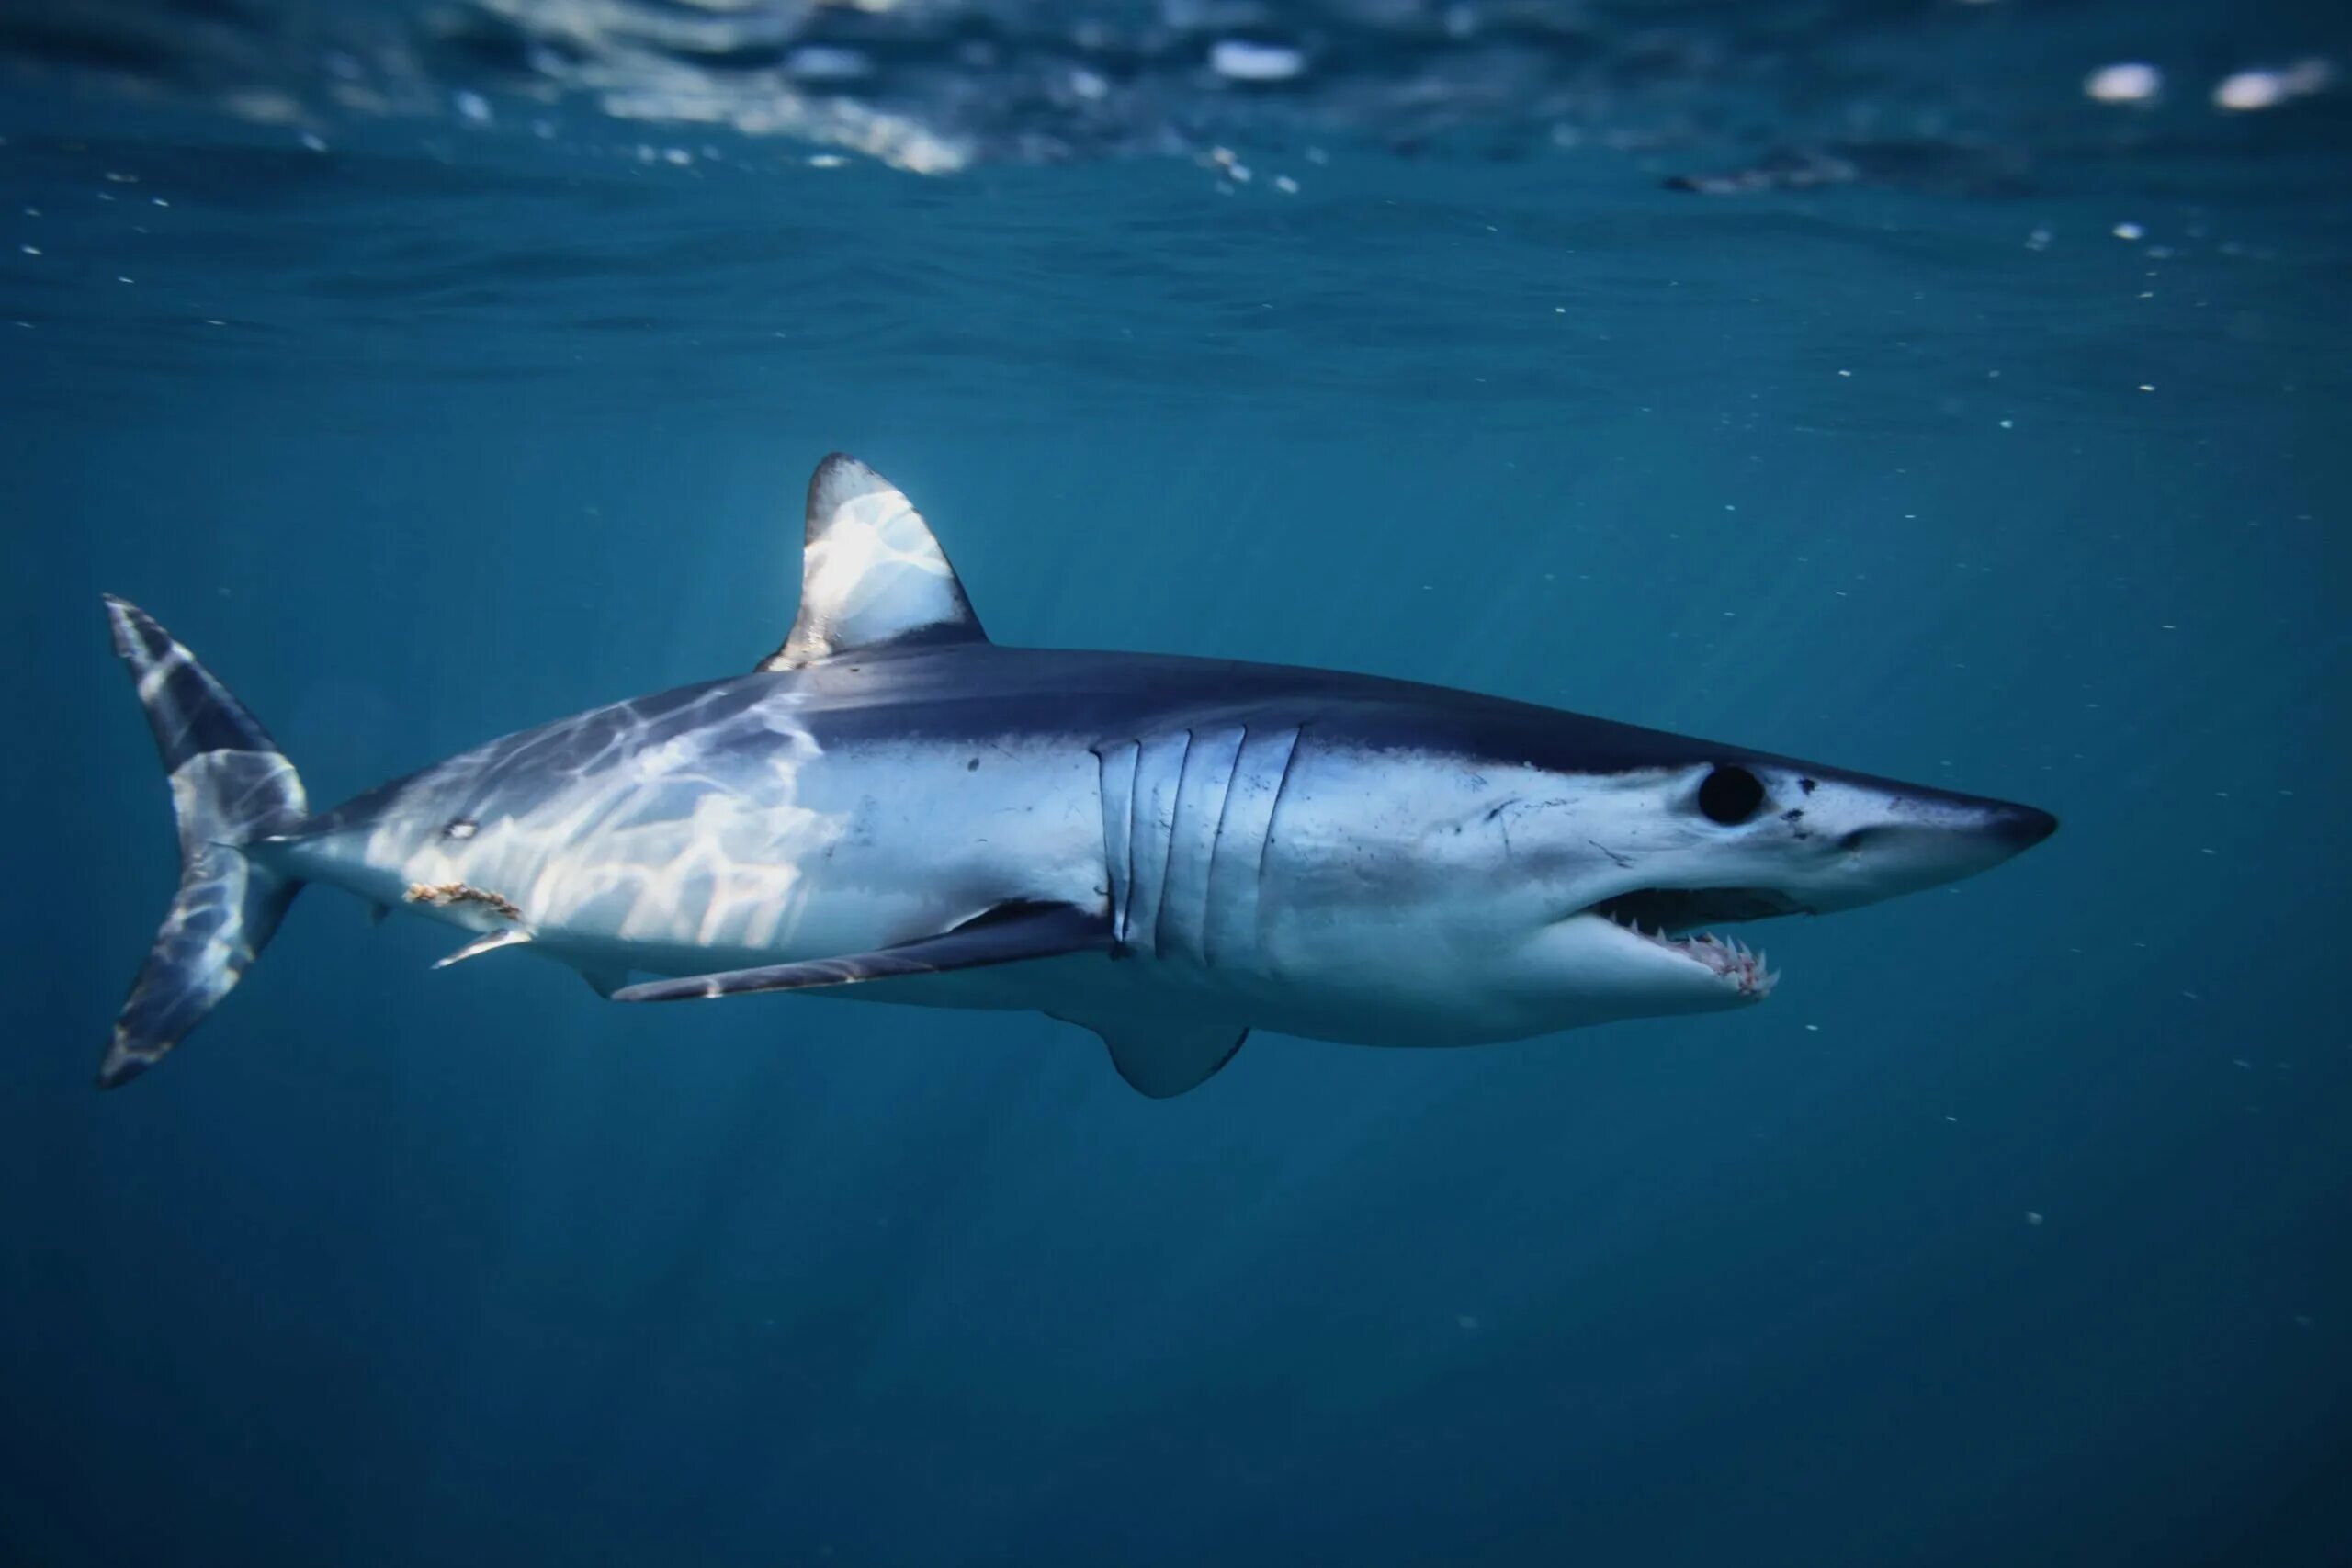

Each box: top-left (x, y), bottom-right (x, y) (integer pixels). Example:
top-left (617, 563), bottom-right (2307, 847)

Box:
top-left (759, 453), bottom-right (987, 671)
top-left (612, 901), bottom-right (1108, 1003)
top-left (1058, 1013), bottom-right (1250, 1099)
top-left (433, 927), bottom-right (532, 969)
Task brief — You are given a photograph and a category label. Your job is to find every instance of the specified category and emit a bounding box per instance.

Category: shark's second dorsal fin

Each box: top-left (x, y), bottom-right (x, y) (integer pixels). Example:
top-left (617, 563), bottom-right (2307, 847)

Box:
top-left (758, 454), bottom-right (987, 671)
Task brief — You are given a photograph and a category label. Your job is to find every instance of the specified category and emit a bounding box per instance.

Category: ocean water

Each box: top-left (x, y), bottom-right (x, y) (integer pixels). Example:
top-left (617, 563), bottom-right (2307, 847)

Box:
top-left (5, 2), bottom-right (2349, 1564)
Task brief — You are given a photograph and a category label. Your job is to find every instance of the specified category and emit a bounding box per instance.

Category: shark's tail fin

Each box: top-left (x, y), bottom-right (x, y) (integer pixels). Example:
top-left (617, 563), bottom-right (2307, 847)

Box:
top-left (99, 596), bottom-right (309, 1089)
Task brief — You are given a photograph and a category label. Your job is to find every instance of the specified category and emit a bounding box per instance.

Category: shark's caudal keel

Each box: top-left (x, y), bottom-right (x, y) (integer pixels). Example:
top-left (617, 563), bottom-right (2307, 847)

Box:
top-left (98, 453), bottom-right (2055, 1096)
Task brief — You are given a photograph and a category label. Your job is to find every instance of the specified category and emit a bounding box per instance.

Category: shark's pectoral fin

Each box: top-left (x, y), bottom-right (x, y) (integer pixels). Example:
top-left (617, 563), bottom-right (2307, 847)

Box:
top-left (758, 454), bottom-right (988, 671)
top-left (1059, 1012), bottom-right (1250, 1099)
top-left (611, 901), bottom-right (1110, 1003)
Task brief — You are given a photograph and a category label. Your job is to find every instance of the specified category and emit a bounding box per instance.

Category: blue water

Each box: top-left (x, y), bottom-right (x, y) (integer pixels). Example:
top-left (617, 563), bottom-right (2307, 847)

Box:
top-left (6, 3), bottom-right (2350, 1563)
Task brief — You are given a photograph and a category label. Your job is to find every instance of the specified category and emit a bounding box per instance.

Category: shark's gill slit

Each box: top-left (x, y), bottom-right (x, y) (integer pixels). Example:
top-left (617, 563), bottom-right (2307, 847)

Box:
top-left (1197, 724), bottom-right (1252, 971)
top-left (1092, 739), bottom-right (1140, 947)
top-left (1146, 729), bottom-right (1195, 956)
top-left (1256, 722), bottom-right (1305, 888)
top-left (1161, 726), bottom-right (1245, 966)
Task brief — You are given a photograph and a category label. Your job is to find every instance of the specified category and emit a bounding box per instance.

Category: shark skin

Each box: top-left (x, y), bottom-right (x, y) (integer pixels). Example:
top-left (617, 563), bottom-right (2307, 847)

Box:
top-left (98, 454), bottom-right (2055, 1096)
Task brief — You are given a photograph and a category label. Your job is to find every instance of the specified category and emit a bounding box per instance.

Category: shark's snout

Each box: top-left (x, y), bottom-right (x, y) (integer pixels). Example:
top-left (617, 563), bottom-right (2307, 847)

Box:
top-left (1988, 803), bottom-right (2060, 850)
top-left (1779, 778), bottom-right (2058, 919)
top-left (1834, 800), bottom-right (2054, 867)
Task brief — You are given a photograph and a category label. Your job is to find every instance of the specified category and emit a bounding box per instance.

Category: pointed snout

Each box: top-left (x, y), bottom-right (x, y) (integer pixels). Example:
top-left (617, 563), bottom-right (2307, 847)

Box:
top-left (1834, 799), bottom-right (2060, 869)
top-left (1783, 776), bottom-right (2057, 915)
top-left (1911, 795), bottom-right (2057, 894)
top-left (1987, 802), bottom-right (2059, 851)
top-left (1927, 795), bottom-right (2058, 872)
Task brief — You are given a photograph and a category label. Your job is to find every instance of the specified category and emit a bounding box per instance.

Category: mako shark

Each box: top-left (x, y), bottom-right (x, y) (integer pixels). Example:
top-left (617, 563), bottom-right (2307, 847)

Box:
top-left (100, 454), bottom-right (2055, 1096)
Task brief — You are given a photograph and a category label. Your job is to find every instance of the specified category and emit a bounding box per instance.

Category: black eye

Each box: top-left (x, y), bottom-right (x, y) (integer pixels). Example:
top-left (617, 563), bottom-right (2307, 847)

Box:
top-left (1698, 765), bottom-right (1766, 826)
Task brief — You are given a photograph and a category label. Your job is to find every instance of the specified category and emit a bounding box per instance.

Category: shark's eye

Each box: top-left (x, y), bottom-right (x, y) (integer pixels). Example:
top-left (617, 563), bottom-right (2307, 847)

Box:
top-left (1698, 765), bottom-right (1767, 826)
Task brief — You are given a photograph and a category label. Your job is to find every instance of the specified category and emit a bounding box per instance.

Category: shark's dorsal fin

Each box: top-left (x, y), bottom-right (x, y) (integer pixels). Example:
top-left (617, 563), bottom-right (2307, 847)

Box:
top-left (758, 454), bottom-right (987, 671)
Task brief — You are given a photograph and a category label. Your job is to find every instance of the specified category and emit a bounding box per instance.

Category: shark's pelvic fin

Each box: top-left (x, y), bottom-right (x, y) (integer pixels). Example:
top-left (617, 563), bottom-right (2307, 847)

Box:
top-left (433, 927), bottom-right (532, 969)
top-left (611, 900), bottom-right (1109, 1003)
top-left (575, 964), bottom-right (630, 998)
top-left (1068, 1014), bottom-right (1250, 1099)
top-left (759, 453), bottom-right (988, 671)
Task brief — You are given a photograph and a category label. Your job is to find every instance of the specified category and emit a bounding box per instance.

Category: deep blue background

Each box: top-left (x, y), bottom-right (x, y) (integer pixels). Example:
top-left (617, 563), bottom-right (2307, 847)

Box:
top-left (5, 54), bottom-right (2349, 1568)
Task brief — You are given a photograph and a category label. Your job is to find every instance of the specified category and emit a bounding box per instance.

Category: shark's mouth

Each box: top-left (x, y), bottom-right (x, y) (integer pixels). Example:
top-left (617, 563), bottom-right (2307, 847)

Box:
top-left (1589, 886), bottom-right (1803, 998)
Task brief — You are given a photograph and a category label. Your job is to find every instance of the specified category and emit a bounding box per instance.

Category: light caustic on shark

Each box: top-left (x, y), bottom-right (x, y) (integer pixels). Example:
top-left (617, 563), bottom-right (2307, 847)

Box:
top-left (97, 453), bottom-right (2056, 1097)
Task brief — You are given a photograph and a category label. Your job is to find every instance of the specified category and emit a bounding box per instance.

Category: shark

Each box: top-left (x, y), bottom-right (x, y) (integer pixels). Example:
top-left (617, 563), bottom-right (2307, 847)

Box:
top-left (99, 453), bottom-right (2056, 1097)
